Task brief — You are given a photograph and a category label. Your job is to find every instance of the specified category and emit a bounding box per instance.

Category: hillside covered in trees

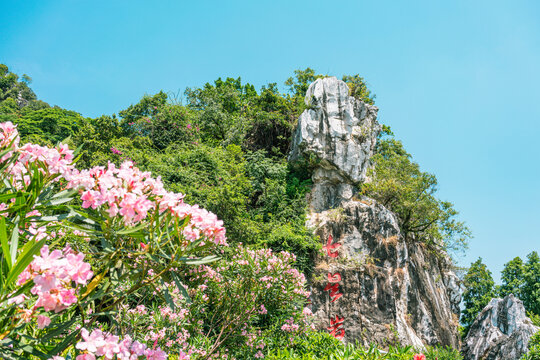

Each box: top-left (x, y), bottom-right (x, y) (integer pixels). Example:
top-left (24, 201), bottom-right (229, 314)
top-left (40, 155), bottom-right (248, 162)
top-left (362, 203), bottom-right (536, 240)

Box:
top-left (1, 63), bottom-right (538, 360)
top-left (0, 64), bottom-right (470, 270)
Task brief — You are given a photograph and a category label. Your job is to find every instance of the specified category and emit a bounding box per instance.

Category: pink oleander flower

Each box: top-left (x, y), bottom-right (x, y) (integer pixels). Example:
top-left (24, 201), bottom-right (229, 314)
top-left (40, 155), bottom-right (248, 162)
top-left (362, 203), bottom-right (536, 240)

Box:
top-left (66, 160), bottom-right (227, 245)
top-left (18, 245), bottom-right (93, 314)
top-left (413, 354), bottom-right (426, 360)
top-left (36, 315), bottom-right (51, 329)
top-left (75, 328), bottom-right (167, 360)
top-left (145, 348), bottom-right (168, 360)
top-left (302, 307), bottom-right (313, 316)
top-left (76, 354), bottom-right (96, 360)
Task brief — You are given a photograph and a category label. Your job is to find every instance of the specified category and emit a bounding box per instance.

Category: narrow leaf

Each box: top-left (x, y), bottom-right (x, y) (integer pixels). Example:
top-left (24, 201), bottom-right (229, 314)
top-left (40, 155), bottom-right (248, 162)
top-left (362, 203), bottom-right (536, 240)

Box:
top-left (0, 218), bottom-right (11, 269)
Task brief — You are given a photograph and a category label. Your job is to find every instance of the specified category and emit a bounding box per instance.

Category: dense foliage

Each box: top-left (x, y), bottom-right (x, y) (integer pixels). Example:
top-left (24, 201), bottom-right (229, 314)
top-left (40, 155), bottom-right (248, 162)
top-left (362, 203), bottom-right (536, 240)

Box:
top-left (0, 63), bottom-right (482, 359)
top-left (461, 258), bottom-right (496, 333)
top-left (522, 331), bottom-right (540, 360)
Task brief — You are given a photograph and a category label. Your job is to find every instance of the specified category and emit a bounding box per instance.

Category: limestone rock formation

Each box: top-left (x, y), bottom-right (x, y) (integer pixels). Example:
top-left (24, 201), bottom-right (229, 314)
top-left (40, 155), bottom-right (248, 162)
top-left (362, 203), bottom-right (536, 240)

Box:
top-left (308, 197), bottom-right (461, 348)
top-left (289, 77), bottom-right (380, 212)
top-left (462, 295), bottom-right (539, 360)
top-left (290, 77), bottom-right (461, 348)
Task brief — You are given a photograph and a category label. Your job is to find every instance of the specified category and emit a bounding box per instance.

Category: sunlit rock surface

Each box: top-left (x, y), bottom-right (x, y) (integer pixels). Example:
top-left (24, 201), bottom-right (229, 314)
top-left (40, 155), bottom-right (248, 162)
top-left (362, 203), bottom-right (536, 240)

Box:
top-left (463, 295), bottom-right (539, 360)
top-left (289, 77), bottom-right (380, 212)
top-left (290, 77), bottom-right (461, 348)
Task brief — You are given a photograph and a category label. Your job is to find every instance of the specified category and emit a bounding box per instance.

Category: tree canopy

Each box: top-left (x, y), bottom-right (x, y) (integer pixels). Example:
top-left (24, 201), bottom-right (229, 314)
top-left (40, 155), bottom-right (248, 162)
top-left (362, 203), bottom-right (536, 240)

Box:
top-left (0, 63), bottom-right (472, 274)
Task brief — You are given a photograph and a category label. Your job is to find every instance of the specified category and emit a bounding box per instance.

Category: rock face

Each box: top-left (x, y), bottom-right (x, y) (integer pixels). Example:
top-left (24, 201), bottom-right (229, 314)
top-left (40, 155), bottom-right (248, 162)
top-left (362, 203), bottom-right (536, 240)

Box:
top-left (462, 295), bottom-right (539, 360)
top-left (289, 77), bottom-right (380, 212)
top-left (290, 77), bottom-right (461, 348)
top-left (308, 198), bottom-right (461, 348)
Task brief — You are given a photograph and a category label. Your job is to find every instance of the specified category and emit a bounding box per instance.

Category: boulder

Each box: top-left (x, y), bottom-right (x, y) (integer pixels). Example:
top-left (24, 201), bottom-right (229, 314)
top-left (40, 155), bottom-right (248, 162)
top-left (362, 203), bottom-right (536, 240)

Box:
top-left (462, 295), bottom-right (539, 360)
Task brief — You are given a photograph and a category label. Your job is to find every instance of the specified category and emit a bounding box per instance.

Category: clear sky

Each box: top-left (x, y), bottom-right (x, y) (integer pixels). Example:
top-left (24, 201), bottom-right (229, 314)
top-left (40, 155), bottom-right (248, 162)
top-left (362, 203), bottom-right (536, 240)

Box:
top-left (2, 0), bottom-right (539, 282)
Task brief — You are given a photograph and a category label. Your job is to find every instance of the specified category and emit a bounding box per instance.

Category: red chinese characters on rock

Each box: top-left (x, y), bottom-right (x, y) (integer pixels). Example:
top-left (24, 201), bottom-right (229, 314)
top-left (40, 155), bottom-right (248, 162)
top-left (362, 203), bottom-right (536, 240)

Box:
top-left (323, 234), bottom-right (346, 340)
top-left (323, 234), bottom-right (341, 258)
top-left (327, 272), bottom-right (342, 283)
top-left (327, 315), bottom-right (345, 340)
top-left (324, 273), bottom-right (343, 302)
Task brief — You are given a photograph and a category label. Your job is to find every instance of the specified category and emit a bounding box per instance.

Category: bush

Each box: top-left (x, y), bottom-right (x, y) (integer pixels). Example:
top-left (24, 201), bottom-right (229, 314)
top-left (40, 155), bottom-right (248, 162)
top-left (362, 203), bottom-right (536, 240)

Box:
top-left (0, 121), bottom-right (226, 359)
top-left (522, 331), bottom-right (540, 360)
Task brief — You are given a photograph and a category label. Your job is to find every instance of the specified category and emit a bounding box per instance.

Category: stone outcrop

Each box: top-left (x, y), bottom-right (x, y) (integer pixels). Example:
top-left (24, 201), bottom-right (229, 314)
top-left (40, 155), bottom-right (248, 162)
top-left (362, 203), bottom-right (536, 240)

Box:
top-left (462, 295), bottom-right (539, 360)
top-left (289, 77), bottom-right (380, 212)
top-left (290, 77), bottom-right (461, 348)
top-left (308, 197), bottom-right (461, 348)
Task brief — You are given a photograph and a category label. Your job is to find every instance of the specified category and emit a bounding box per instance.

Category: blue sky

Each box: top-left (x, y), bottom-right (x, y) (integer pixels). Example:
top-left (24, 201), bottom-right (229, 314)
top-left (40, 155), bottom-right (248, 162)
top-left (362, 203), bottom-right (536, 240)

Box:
top-left (2, 0), bottom-right (539, 281)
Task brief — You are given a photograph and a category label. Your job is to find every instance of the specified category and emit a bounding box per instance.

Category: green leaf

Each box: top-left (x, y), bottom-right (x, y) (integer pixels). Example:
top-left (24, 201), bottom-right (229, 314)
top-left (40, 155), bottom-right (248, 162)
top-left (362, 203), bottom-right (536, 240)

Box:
top-left (179, 255), bottom-right (220, 265)
top-left (8, 218), bottom-right (19, 264)
top-left (19, 344), bottom-right (47, 360)
top-left (47, 329), bottom-right (79, 357)
top-left (39, 319), bottom-right (76, 342)
top-left (38, 210), bottom-right (76, 222)
top-left (116, 223), bottom-right (147, 235)
top-left (171, 272), bottom-right (191, 304)
top-left (0, 217), bottom-right (11, 269)
top-left (0, 193), bottom-right (17, 203)
top-left (5, 238), bottom-right (46, 287)
top-left (160, 278), bottom-right (175, 310)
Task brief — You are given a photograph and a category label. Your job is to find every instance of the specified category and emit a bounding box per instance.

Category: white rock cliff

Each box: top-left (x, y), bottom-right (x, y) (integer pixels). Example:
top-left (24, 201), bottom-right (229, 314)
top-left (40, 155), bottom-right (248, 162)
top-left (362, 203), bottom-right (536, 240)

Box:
top-left (290, 77), bottom-right (461, 348)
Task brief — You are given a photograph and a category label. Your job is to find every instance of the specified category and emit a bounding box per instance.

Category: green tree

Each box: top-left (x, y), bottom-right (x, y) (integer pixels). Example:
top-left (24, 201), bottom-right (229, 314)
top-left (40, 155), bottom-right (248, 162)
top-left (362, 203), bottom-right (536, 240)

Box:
top-left (284, 67), bottom-right (321, 98)
top-left (500, 256), bottom-right (525, 299)
top-left (461, 258), bottom-right (496, 333)
top-left (523, 251), bottom-right (540, 315)
top-left (118, 91), bottom-right (167, 134)
top-left (342, 74), bottom-right (375, 104)
top-left (0, 63), bottom-right (45, 113)
top-left (362, 137), bottom-right (470, 254)
top-left (15, 107), bottom-right (87, 145)
top-left (185, 77), bottom-right (256, 145)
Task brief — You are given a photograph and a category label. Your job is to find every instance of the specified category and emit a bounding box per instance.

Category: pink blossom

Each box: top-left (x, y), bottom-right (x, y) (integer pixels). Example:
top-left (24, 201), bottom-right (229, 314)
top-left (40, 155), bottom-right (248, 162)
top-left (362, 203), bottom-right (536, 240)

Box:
top-left (36, 315), bottom-right (51, 329)
top-left (76, 355), bottom-right (96, 360)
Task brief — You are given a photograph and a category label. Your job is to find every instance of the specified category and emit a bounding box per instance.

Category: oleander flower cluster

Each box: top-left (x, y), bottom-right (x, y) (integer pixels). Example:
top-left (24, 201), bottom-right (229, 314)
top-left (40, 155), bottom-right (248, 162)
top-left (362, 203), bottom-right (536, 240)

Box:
top-left (73, 328), bottom-right (170, 360)
top-left (118, 282), bottom-right (194, 357)
top-left (184, 246), bottom-right (313, 357)
top-left (12, 245), bottom-right (93, 318)
top-left (66, 161), bottom-right (226, 245)
top-left (0, 121), bottom-right (75, 187)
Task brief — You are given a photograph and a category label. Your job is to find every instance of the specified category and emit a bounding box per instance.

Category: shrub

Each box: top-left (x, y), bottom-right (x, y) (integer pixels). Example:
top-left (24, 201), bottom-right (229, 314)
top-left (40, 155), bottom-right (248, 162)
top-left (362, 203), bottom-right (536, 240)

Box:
top-left (0, 121), bottom-right (225, 359)
top-left (522, 331), bottom-right (540, 360)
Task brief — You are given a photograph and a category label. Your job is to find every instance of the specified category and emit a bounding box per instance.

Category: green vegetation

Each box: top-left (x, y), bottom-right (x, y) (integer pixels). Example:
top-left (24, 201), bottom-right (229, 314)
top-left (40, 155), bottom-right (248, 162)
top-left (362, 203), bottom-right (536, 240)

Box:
top-left (522, 331), bottom-right (540, 360)
top-left (0, 63), bottom-right (480, 359)
top-left (461, 252), bottom-right (540, 339)
top-left (461, 258), bottom-right (496, 333)
top-left (362, 133), bottom-right (471, 255)
top-left (264, 332), bottom-right (463, 360)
